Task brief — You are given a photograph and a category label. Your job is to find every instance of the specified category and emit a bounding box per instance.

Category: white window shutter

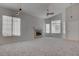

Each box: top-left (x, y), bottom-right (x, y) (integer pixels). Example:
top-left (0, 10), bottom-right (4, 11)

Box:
top-left (13, 17), bottom-right (21, 36)
top-left (2, 15), bottom-right (12, 36)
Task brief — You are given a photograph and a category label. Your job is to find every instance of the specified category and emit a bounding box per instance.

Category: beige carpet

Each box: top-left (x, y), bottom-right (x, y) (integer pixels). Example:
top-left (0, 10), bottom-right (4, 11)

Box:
top-left (0, 37), bottom-right (79, 56)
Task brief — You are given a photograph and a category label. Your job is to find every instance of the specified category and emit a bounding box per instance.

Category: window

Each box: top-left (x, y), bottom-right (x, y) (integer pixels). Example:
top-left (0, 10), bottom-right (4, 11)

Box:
top-left (45, 20), bottom-right (61, 34)
top-left (51, 20), bottom-right (61, 33)
top-left (2, 15), bottom-right (12, 36)
top-left (45, 24), bottom-right (50, 33)
top-left (13, 17), bottom-right (21, 36)
top-left (2, 15), bottom-right (21, 36)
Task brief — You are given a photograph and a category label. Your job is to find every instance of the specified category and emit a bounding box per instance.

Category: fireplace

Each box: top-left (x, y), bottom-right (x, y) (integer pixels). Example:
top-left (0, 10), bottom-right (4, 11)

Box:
top-left (36, 31), bottom-right (42, 36)
top-left (34, 29), bottom-right (42, 38)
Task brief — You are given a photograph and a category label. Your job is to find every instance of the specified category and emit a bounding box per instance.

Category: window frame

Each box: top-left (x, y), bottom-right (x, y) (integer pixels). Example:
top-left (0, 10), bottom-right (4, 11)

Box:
top-left (2, 15), bottom-right (21, 36)
top-left (45, 20), bottom-right (61, 34)
top-left (45, 24), bottom-right (50, 33)
top-left (51, 20), bottom-right (61, 33)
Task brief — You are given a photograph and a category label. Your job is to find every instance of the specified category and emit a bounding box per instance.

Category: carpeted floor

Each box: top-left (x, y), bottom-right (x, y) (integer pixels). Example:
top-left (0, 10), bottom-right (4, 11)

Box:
top-left (0, 37), bottom-right (79, 56)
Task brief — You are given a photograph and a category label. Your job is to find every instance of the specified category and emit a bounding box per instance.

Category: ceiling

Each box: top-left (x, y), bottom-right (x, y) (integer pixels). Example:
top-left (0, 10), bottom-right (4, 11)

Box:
top-left (0, 3), bottom-right (72, 19)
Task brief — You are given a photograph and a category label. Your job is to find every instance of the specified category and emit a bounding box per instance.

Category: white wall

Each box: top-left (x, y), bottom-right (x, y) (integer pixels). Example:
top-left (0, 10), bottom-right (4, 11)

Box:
top-left (65, 4), bottom-right (79, 40)
top-left (45, 3), bottom-right (79, 40)
top-left (16, 14), bottom-right (44, 41)
top-left (1, 3), bottom-right (78, 44)
top-left (48, 3), bottom-right (71, 17)
top-left (0, 7), bottom-right (17, 45)
top-left (45, 13), bottom-right (63, 38)
top-left (0, 7), bottom-right (44, 45)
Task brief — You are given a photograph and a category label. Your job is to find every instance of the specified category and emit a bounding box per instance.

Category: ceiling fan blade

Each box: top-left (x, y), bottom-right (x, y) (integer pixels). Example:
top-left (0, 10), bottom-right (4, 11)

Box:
top-left (47, 12), bottom-right (54, 16)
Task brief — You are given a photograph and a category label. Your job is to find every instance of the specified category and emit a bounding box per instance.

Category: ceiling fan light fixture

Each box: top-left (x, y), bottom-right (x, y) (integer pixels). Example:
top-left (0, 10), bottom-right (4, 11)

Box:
top-left (47, 12), bottom-right (54, 16)
top-left (16, 11), bottom-right (20, 15)
top-left (19, 8), bottom-right (22, 11)
top-left (46, 9), bottom-right (54, 16)
top-left (16, 3), bottom-right (23, 16)
top-left (16, 8), bottom-right (22, 16)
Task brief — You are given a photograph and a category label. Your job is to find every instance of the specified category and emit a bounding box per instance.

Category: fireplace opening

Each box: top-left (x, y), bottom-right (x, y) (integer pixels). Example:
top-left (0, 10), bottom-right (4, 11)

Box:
top-left (34, 29), bottom-right (42, 38)
top-left (36, 31), bottom-right (42, 36)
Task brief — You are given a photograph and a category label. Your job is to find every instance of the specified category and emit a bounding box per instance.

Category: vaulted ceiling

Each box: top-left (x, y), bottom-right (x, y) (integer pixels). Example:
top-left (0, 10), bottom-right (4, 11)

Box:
top-left (0, 3), bottom-right (72, 19)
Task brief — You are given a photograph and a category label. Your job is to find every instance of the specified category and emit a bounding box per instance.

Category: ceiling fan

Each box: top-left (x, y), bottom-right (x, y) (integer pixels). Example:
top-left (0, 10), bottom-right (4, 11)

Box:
top-left (46, 9), bottom-right (54, 16)
top-left (16, 3), bottom-right (23, 16)
top-left (16, 8), bottom-right (22, 16)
